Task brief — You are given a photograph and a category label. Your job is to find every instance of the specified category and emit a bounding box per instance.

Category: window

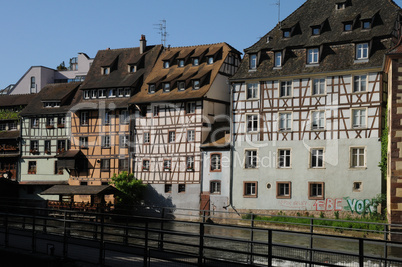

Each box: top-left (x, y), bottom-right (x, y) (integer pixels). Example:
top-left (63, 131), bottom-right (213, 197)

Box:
top-left (336, 3), bottom-right (345, 10)
top-left (193, 80), bottom-right (200, 90)
top-left (30, 140), bottom-right (39, 153)
top-left (344, 22), bottom-right (352, 31)
top-left (102, 136), bottom-right (111, 148)
top-left (164, 160), bottom-right (171, 171)
top-left (142, 160), bottom-right (150, 171)
top-left (178, 59), bottom-right (185, 67)
top-left (247, 83), bottom-right (259, 99)
top-left (278, 149), bottom-right (291, 168)
top-left (55, 161), bottom-right (63, 175)
top-left (312, 26), bottom-right (320, 35)
top-left (9, 122), bottom-right (17, 130)
top-left (165, 184), bottom-right (172, 193)
top-left (312, 78), bottom-right (325, 95)
top-left (163, 83), bottom-right (170, 92)
top-left (186, 102), bottom-right (196, 114)
top-left (163, 61), bottom-right (170, 68)
top-left (101, 159), bottom-right (110, 171)
top-left (98, 89), bottom-right (106, 98)
top-left (128, 64), bottom-right (136, 73)
top-left (28, 161), bottom-right (37, 174)
top-left (283, 30), bottom-right (290, 38)
top-left (351, 147), bottom-right (365, 168)
top-left (193, 58), bottom-right (199, 66)
top-left (120, 110), bottom-right (129, 124)
top-left (30, 76), bottom-right (36, 93)
top-left (210, 153), bottom-right (221, 172)
top-left (120, 135), bottom-right (129, 148)
top-left (144, 132), bottom-right (150, 143)
top-left (245, 150), bottom-right (257, 169)
top-left (277, 182), bottom-right (291, 199)
top-left (124, 88), bottom-right (131, 97)
top-left (208, 56), bottom-right (214, 64)
top-left (210, 181), bottom-right (221, 194)
top-left (91, 90), bottom-right (97, 99)
top-left (103, 67), bottom-right (110, 75)
top-left (118, 88), bottom-right (124, 97)
top-left (44, 140), bottom-right (51, 154)
top-left (187, 130), bottom-right (195, 142)
top-left (178, 184), bottom-right (186, 193)
top-left (80, 112), bottom-right (88, 125)
top-left (353, 182), bottom-right (362, 192)
top-left (244, 182), bottom-right (257, 197)
top-left (79, 137), bottom-right (88, 148)
top-left (149, 84), bottom-right (156, 94)
top-left (249, 54), bottom-right (257, 70)
top-left (186, 156), bottom-right (194, 171)
top-left (178, 81), bottom-right (185, 91)
top-left (168, 131), bottom-right (175, 143)
top-left (274, 52), bottom-right (282, 67)
top-left (311, 111), bottom-right (325, 130)
top-left (0, 123), bottom-right (6, 131)
top-left (103, 111), bottom-right (111, 125)
top-left (356, 43), bottom-right (369, 60)
top-left (352, 108), bottom-right (366, 128)
top-left (353, 74), bottom-right (367, 92)
top-left (279, 112), bottom-right (292, 131)
top-left (31, 118), bottom-right (39, 128)
top-left (57, 140), bottom-right (66, 153)
top-left (58, 117), bottom-right (66, 127)
top-left (119, 159), bottom-right (129, 171)
top-left (153, 106), bottom-right (159, 117)
top-left (307, 48), bottom-right (319, 64)
top-left (46, 117), bottom-right (54, 128)
top-left (280, 81), bottom-right (292, 97)
top-left (84, 90), bottom-right (90, 99)
top-left (311, 148), bottom-right (324, 168)
top-left (362, 20), bottom-right (371, 29)
top-left (246, 114), bottom-right (258, 132)
top-left (108, 88), bottom-right (116, 98)
top-left (309, 182), bottom-right (324, 200)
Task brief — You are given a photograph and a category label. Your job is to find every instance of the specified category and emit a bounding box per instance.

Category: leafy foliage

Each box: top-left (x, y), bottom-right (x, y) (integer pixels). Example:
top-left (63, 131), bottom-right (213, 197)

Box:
top-left (0, 109), bottom-right (21, 121)
top-left (109, 171), bottom-right (147, 205)
top-left (57, 61), bottom-right (68, 71)
top-left (379, 108), bottom-right (388, 180)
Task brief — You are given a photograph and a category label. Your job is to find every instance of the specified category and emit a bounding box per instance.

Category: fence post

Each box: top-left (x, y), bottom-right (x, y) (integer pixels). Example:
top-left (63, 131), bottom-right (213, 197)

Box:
top-left (359, 239), bottom-right (364, 267)
top-left (198, 222), bottom-right (205, 266)
top-left (63, 211), bottom-right (68, 258)
top-left (124, 216), bottom-right (129, 245)
top-left (31, 214), bottom-right (36, 253)
top-left (268, 229), bottom-right (272, 267)
top-left (249, 213), bottom-right (254, 264)
top-left (158, 208), bottom-right (165, 250)
top-left (144, 221), bottom-right (149, 267)
top-left (383, 224), bottom-right (388, 267)
top-left (99, 214), bottom-right (105, 266)
top-left (309, 218), bottom-right (314, 267)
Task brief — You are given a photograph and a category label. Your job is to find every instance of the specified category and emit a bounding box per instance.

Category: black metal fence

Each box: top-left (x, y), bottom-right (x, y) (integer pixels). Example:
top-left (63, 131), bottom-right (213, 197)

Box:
top-left (0, 206), bottom-right (402, 266)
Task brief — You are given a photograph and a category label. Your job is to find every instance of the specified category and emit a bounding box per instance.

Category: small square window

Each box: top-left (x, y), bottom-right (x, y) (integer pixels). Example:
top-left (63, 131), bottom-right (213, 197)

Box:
top-left (312, 26), bottom-right (320, 35)
top-left (362, 20), bottom-right (371, 29)
top-left (309, 182), bottom-right (324, 200)
top-left (165, 184), bottom-right (172, 193)
top-left (149, 84), bottom-right (156, 94)
top-left (178, 59), bottom-right (185, 67)
top-left (178, 184), bottom-right (186, 193)
top-left (193, 80), bottom-right (200, 90)
top-left (353, 182), bottom-right (362, 192)
top-left (276, 182), bottom-right (291, 199)
top-left (208, 57), bottom-right (214, 64)
top-left (163, 83), bottom-right (170, 92)
top-left (244, 182), bottom-right (257, 197)
top-left (119, 158), bottom-right (129, 171)
top-left (283, 30), bottom-right (291, 38)
top-left (178, 81), bottom-right (185, 91)
top-left (163, 61), bottom-right (170, 68)
top-left (193, 58), bottom-right (199, 66)
top-left (344, 23), bottom-right (352, 31)
top-left (307, 48), bottom-right (319, 64)
top-left (128, 65), bottom-right (136, 73)
top-left (210, 181), bottom-right (221, 194)
top-left (79, 137), bottom-right (88, 148)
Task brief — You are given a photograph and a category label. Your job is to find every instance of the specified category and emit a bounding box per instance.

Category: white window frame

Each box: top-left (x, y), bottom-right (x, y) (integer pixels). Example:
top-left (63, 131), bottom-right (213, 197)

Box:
top-left (280, 81), bottom-right (292, 97)
top-left (149, 84), bottom-right (156, 94)
top-left (98, 89), bottom-right (106, 98)
top-left (278, 149), bottom-right (291, 168)
top-left (351, 108), bottom-right (367, 128)
top-left (144, 132), bottom-right (150, 143)
top-left (120, 110), bottom-right (129, 124)
top-left (350, 147), bottom-right (366, 168)
top-left (312, 78), bottom-right (326, 95)
top-left (353, 74), bottom-right (367, 92)
top-left (80, 111), bottom-right (88, 125)
top-left (210, 181), bottom-right (221, 194)
top-left (210, 153), bottom-right (221, 171)
top-left (187, 130), bottom-right (195, 142)
top-left (356, 43), bottom-right (369, 60)
top-left (244, 182), bottom-right (257, 197)
top-left (186, 102), bottom-right (196, 114)
top-left (84, 90), bottom-right (90, 99)
top-left (311, 110), bottom-right (325, 130)
top-left (246, 83), bottom-right (259, 100)
top-left (307, 48), bottom-right (319, 64)
top-left (168, 131), bottom-right (175, 143)
top-left (249, 54), bottom-right (257, 70)
top-left (186, 156), bottom-right (194, 170)
top-left (245, 149), bottom-right (258, 169)
top-left (102, 135), bottom-right (111, 148)
top-left (310, 148), bottom-right (324, 168)
top-left (246, 114), bottom-right (259, 133)
top-left (164, 160), bottom-right (171, 171)
top-left (163, 83), bottom-right (170, 92)
top-left (193, 80), bottom-right (200, 90)
top-left (274, 52), bottom-right (282, 68)
top-left (278, 112), bottom-right (292, 131)
top-left (120, 135), bottom-right (129, 147)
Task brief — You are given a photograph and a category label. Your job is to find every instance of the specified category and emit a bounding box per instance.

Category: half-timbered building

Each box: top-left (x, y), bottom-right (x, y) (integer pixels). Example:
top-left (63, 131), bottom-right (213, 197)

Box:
top-left (230, 0), bottom-right (401, 213)
top-left (129, 43), bottom-right (241, 210)
top-left (19, 83), bottom-right (81, 199)
top-left (67, 36), bottom-right (162, 202)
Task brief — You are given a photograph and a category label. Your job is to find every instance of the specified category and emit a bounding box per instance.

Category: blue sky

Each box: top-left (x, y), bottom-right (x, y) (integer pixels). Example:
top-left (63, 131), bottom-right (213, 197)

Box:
top-left (1, 0), bottom-right (402, 89)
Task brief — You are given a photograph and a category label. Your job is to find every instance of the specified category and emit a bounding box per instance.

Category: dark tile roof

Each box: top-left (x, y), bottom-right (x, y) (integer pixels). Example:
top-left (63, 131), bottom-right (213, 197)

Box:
top-left (20, 82), bottom-right (81, 116)
top-left (129, 43), bottom-right (241, 104)
top-left (0, 131), bottom-right (19, 140)
top-left (80, 45), bottom-right (163, 90)
top-left (201, 121), bottom-right (231, 149)
top-left (0, 94), bottom-right (33, 108)
top-left (231, 0), bottom-right (401, 81)
top-left (41, 184), bottom-right (120, 196)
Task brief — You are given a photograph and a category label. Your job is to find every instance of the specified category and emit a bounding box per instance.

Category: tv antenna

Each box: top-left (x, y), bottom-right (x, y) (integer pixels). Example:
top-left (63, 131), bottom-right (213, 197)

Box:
top-left (154, 19), bottom-right (167, 47)
top-left (274, 0), bottom-right (281, 28)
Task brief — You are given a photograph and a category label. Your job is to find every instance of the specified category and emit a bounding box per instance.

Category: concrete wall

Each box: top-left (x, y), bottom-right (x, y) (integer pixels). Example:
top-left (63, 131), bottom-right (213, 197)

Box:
top-left (11, 67), bottom-right (55, 95)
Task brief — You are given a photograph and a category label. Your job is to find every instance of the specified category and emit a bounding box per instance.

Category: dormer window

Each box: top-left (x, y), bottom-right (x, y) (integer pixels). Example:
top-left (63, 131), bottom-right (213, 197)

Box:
top-left (362, 20), bottom-right (371, 29)
top-left (178, 59), bottom-right (185, 67)
top-left (336, 2), bottom-right (346, 10)
top-left (84, 90), bottom-right (90, 99)
top-left (102, 67), bottom-right (110, 75)
top-left (343, 22), bottom-right (353, 31)
top-left (108, 88), bottom-right (116, 98)
top-left (98, 89), bottom-right (106, 98)
top-left (283, 30), bottom-right (291, 38)
top-left (163, 61), bottom-right (170, 68)
top-left (249, 54), bottom-right (257, 70)
top-left (149, 84), bottom-right (155, 94)
top-left (207, 57), bottom-right (214, 64)
top-left (274, 52), bottom-right (282, 68)
top-left (91, 90), bottom-right (97, 99)
top-left (356, 43), bottom-right (369, 60)
top-left (44, 102), bottom-right (61, 108)
top-left (193, 58), bottom-right (199, 66)
top-left (163, 83), bottom-right (170, 92)
top-left (307, 48), bottom-right (319, 64)
top-left (312, 26), bottom-right (320, 36)
top-left (178, 81), bottom-right (185, 91)
top-left (128, 64), bottom-right (137, 73)
top-left (193, 80), bottom-right (200, 90)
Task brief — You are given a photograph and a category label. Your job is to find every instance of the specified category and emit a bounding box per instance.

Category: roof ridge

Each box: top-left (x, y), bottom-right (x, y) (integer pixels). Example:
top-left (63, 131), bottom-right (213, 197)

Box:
top-left (164, 42), bottom-right (228, 49)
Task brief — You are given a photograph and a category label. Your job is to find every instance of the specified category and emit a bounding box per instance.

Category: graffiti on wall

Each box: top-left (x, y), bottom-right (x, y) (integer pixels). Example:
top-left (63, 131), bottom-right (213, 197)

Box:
top-left (313, 197), bottom-right (379, 214)
top-left (278, 200), bottom-right (307, 210)
top-left (313, 198), bottom-right (343, 211)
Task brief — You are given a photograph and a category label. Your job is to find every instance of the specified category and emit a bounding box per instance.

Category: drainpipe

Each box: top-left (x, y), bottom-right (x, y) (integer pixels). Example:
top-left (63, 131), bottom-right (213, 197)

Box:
top-left (229, 80), bottom-right (235, 208)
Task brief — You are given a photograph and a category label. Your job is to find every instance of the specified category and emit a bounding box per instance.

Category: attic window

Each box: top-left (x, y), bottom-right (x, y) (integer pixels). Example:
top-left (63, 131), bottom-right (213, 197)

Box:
top-left (149, 84), bottom-right (156, 94)
top-left (336, 3), bottom-right (346, 10)
top-left (128, 65), bottom-right (137, 73)
top-left (178, 81), bottom-right (185, 91)
top-left (178, 59), bottom-right (185, 67)
top-left (249, 54), bottom-right (257, 70)
top-left (362, 20), bottom-right (371, 29)
top-left (207, 56), bottom-right (214, 64)
top-left (163, 61), bottom-right (170, 68)
top-left (312, 26), bottom-right (320, 36)
top-left (193, 80), bottom-right (200, 90)
top-left (163, 83), bottom-right (170, 92)
top-left (343, 22), bottom-right (353, 31)
top-left (193, 58), bottom-right (199, 66)
top-left (44, 102), bottom-right (61, 108)
top-left (102, 67), bottom-right (110, 75)
top-left (283, 30), bottom-right (291, 38)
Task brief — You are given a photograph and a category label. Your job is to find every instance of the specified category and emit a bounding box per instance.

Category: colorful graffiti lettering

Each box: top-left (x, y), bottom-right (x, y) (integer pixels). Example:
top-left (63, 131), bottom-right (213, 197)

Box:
top-left (344, 198), bottom-right (378, 214)
top-left (313, 198), bottom-right (343, 211)
top-left (278, 200), bottom-right (307, 209)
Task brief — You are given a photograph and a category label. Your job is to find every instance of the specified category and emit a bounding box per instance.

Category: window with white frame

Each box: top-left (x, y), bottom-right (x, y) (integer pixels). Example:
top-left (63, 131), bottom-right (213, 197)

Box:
top-left (186, 102), bottom-right (196, 114)
top-left (80, 111), bottom-right (88, 125)
top-left (124, 88), bottom-right (131, 97)
top-left (31, 118), bottom-right (39, 128)
top-left (144, 132), bottom-right (150, 143)
top-left (350, 147), bottom-right (365, 168)
top-left (91, 90), bottom-right (97, 98)
top-left (353, 75), bottom-right (367, 92)
top-left (153, 105), bottom-right (159, 117)
top-left (80, 137), bottom-right (88, 148)
top-left (311, 111), bottom-right (325, 130)
top-left (193, 80), bottom-right (200, 90)
top-left (168, 131), bottom-right (175, 143)
top-left (309, 182), bottom-right (324, 200)
top-left (119, 159), bottom-right (129, 171)
top-left (103, 111), bottom-right (111, 125)
top-left (245, 150), bottom-right (257, 169)
top-left (118, 88), bottom-right (124, 97)
top-left (249, 54), bottom-right (257, 70)
top-left (210, 181), bottom-right (221, 194)
top-left (187, 130), bottom-right (195, 142)
top-left (98, 89), bottom-right (106, 98)
top-left (84, 90), bottom-right (90, 99)
top-left (120, 110), bottom-right (129, 124)
top-left (311, 148), bottom-right (324, 168)
top-left (102, 136), bottom-right (111, 148)
top-left (246, 114), bottom-right (258, 132)
top-left (244, 182), bottom-right (257, 197)
top-left (108, 89), bottom-right (116, 98)
top-left (46, 117), bottom-right (55, 127)
top-left (312, 78), bottom-right (325, 95)
top-left (164, 160), bottom-right (171, 171)
top-left (352, 108), bottom-right (366, 128)
top-left (120, 135), bottom-right (129, 147)
top-left (280, 81), bottom-right (292, 97)
top-left (356, 43), bottom-right (369, 60)
top-left (101, 159), bottom-right (110, 171)
top-left (149, 84), bottom-right (156, 94)
top-left (279, 112), bottom-right (292, 131)
top-left (277, 182), bottom-right (291, 199)
top-left (247, 83), bottom-right (259, 99)
top-left (186, 156), bottom-right (194, 171)
top-left (210, 153), bottom-right (221, 171)
top-left (274, 52), bottom-right (282, 67)
top-left (307, 48), bottom-right (319, 64)
top-left (142, 160), bottom-right (150, 171)
top-left (30, 140), bottom-right (39, 152)
top-left (163, 83), bottom-right (170, 92)
top-left (278, 149), bottom-right (291, 168)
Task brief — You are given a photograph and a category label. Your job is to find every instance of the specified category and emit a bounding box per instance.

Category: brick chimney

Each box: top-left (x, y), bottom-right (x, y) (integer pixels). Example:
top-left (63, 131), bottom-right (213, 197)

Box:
top-left (140, 35), bottom-right (146, 54)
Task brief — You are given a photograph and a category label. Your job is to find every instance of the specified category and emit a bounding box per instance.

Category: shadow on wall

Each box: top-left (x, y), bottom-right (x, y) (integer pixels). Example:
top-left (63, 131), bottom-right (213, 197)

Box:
top-left (135, 185), bottom-right (176, 219)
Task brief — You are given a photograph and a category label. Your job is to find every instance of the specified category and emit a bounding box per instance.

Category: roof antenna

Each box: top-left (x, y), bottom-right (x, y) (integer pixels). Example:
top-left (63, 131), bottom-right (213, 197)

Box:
top-left (275, 0), bottom-right (281, 28)
top-left (154, 19), bottom-right (167, 47)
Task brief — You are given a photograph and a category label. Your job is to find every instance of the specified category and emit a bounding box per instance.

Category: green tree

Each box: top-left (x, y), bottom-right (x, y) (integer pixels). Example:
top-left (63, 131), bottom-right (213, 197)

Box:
top-left (57, 61), bottom-right (67, 70)
top-left (110, 171), bottom-right (147, 205)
